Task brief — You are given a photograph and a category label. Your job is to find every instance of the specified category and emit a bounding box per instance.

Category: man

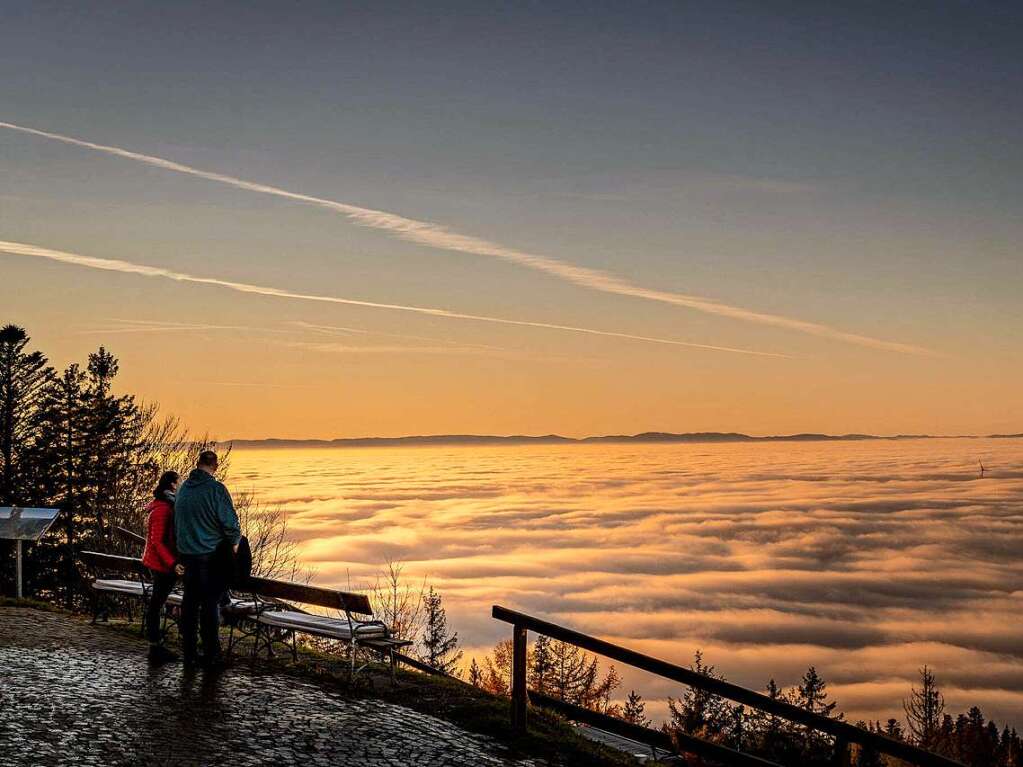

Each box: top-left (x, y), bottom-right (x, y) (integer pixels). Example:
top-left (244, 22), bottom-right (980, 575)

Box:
top-left (174, 450), bottom-right (240, 668)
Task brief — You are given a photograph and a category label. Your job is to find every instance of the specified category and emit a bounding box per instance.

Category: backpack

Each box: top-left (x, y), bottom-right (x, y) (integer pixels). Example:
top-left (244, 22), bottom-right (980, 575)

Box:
top-left (215, 535), bottom-right (253, 588)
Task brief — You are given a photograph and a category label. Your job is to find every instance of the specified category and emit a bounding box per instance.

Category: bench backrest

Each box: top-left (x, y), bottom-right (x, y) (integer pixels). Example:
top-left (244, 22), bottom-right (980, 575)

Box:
top-left (79, 550), bottom-right (149, 578)
top-left (244, 575), bottom-right (374, 616)
top-left (112, 525), bottom-right (146, 547)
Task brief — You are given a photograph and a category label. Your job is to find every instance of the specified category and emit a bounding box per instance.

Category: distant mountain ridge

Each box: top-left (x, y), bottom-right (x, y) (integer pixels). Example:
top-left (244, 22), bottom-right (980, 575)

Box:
top-left (227, 431), bottom-right (1022, 448)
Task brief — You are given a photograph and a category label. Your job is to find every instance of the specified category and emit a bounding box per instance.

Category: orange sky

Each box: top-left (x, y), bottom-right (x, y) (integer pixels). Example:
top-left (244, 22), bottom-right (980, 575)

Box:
top-left (2, 4), bottom-right (1021, 440)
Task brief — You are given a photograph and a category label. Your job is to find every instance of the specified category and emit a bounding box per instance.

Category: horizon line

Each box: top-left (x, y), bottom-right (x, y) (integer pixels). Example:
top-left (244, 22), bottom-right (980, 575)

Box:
top-left (222, 430), bottom-right (1023, 446)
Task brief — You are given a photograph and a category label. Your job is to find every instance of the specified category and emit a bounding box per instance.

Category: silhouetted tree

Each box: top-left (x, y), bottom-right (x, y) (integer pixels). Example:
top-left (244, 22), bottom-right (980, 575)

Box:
top-left (904, 666), bottom-right (945, 750)
top-left (666, 651), bottom-right (734, 742)
top-left (622, 690), bottom-right (650, 727)
top-left (749, 678), bottom-right (798, 764)
top-left (467, 657), bottom-right (484, 688)
top-left (419, 586), bottom-right (462, 674)
top-left (482, 639), bottom-right (513, 695)
top-left (531, 634), bottom-right (553, 695)
top-left (372, 560), bottom-right (425, 643)
top-left (793, 666), bottom-right (842, 765)
top-left (0, 325), bottom-right (50, 506)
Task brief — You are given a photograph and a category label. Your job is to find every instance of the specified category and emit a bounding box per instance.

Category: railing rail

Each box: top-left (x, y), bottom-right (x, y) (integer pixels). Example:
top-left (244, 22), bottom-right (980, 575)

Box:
top-left (493, 605), bottom-right (965, 767)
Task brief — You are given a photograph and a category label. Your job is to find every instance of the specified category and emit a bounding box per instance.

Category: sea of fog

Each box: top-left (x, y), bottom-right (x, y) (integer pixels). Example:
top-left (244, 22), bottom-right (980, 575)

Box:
top-left (230, 438), bottom-right (1023, 727)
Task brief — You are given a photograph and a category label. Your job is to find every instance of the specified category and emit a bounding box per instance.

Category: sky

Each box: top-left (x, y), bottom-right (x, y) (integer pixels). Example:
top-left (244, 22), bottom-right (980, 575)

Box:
top-left (1, 1), bottom-right (1021, 439)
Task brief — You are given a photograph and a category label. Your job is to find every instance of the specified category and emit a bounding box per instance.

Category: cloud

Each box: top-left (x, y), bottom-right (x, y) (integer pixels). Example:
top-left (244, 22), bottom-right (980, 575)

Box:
top-left (0, 238), bottom-right (786, 357)
top-left (227, 437), bottom-right (1023, 727)
top-left (76, 318), bottom-right (261, 335)
top-left (0, 120), bottom-right (933, 356)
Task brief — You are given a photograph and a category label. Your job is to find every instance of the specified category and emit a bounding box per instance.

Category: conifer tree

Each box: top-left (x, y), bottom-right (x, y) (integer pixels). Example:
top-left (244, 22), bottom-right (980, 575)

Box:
top-left (549, 638), bottom-right (600, 705)
top-left (530, 634), bottom-right (553, 695)
top-left (666, 651), bottom-right (733, 739)
top-left (794, 666), bottom-right (842, 764)
top-left (796, 666), bottom-right (840, 718)
top-left (0, 325), bottom-right (51, 505)
top-left (592, 664), bottom-right (622, 716)
top-left (25, 362), bottom-right (87, 605)
top-left (418, 586), bottom-right (462, 674)
top-left (467, 657), bottom-right (484, 688)
top-left (622, 690), bottom-right (650, 727)
top-left (904, 666), bottom-right (945, 749)
top-left (750, 678), bottom-right (797, 763)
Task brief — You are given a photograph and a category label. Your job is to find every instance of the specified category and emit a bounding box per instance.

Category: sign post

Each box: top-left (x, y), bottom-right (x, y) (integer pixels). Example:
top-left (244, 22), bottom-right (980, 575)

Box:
top-left (1, 507), bottom-right (60, 599)
top-left (15, 540), bottom-right (22, 598)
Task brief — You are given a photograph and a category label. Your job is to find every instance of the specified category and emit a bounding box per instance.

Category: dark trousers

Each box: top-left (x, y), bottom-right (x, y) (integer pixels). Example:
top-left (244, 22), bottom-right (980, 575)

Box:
top-left (145, 570), bottom-right (177, 644)
top-left (179, 553), bottom-right (224, 662)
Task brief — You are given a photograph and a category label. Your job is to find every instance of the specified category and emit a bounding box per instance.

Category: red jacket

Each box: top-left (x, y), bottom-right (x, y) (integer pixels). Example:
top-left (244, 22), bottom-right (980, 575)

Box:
top-left (142, 498), bottom-right (177, 574)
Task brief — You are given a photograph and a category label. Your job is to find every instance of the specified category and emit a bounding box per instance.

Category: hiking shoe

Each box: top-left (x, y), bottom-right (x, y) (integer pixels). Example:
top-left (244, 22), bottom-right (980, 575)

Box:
top-left (147, 645), bottom-right (179, 665)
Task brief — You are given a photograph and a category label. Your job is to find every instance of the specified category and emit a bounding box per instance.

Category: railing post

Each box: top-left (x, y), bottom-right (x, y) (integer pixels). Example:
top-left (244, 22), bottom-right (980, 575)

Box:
top-left (511, 623), bottom-right (528, 731)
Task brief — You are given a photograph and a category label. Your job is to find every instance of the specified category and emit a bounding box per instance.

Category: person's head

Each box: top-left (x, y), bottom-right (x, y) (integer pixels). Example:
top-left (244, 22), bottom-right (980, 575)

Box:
top-left (154, 470), bottom-right (179, 500)
top-left (197, 450), bottom-right (219, 474)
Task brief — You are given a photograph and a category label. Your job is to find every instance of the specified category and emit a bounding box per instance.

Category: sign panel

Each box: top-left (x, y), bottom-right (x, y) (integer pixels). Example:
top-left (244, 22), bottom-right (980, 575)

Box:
top-left (0, 507), bottom-right (60, 542)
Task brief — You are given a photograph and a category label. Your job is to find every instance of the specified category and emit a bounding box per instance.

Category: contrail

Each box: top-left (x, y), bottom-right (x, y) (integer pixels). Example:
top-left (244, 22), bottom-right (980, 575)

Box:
top-left (0, 120), bottom-right (932, 356)
top-left (0, 240), bottom-right (788, 358)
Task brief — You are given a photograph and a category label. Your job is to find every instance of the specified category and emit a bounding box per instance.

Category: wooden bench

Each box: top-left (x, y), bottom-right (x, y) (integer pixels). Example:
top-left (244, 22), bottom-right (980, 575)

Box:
top-left (79, 550), bottom-right (153, 628)
top-left (236, 576), bottom-right (413, 678)
top-left (78, 550), bottom-right (255, 635)
top-left (77, 550), bottom-right (411, 678)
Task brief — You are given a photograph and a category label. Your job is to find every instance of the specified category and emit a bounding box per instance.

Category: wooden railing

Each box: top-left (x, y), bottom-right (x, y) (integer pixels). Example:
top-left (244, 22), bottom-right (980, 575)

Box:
top-left (493, 605), bottom-right (965, 767)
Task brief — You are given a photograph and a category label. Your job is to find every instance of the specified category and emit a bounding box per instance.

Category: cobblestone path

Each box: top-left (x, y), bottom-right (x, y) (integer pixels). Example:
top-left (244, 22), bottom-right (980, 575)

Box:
top-left (0, 608), bottom-right (540, 767)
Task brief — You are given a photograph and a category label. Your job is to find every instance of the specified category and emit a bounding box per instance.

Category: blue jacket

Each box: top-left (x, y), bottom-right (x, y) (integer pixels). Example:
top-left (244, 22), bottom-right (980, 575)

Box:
top-left (173, 468), bottom-right (241, 555)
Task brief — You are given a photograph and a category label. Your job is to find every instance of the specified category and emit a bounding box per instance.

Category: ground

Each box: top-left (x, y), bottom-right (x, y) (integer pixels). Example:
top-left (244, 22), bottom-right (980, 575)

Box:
top-left (0, 606), bottom-right (546, 767)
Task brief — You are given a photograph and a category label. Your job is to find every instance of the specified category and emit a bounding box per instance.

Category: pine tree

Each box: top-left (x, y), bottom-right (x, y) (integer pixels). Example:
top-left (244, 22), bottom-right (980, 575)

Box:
top-left (666, 651), bottom-right (733, 739)
top-left (530, 634), bottom-right (553, 695)
top-left (622, 690), bottom-right (650, 727)
top-left (418, 586), bottom-right (462, 674)
top-left (591, 664), bottom-right (622, 716)
top-left (549, 638), bottom-right (600, 706)
top-left (26, 363), bottom-right (87, 605)
top-left (467, 657), bottom-right (484, 688)
top-left (24, 346), bottom-right (152, 605)
top-left (796, 666), bottom-right (840, 718)
top-left (750, 678), bottom-right (797, 763)
top-left (794, 666), bottom-right (842, 764)
top-left (904, 666), bottom-right (945, 749)
top-left (0, 325), bottom-right (51, 505)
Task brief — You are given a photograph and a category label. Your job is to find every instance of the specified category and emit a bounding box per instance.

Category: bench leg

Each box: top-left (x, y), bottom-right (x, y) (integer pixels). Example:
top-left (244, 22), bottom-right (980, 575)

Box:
top-left (389, 649), bottom-right (397, 684)
top-left (290, 630), bottom-right (298, 662)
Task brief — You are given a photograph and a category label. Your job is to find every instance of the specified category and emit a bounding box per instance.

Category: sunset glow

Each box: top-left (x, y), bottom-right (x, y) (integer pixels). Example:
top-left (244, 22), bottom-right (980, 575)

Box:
top-left (2, 3), bottom-right (1021, 756)
top-left (230, 439), bottom-right (1023, 726)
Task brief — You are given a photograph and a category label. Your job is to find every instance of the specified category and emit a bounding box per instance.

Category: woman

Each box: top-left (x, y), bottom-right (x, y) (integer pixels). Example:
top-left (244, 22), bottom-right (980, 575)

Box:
top-left (142, 470), bottom-right (183, 663)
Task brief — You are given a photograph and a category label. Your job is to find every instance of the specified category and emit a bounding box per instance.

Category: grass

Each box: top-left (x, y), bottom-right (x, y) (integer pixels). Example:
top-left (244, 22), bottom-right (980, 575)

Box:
top-left (3, 599), bottom-right (652, 766)
top-left (0, 595), bottom-right (62, 611)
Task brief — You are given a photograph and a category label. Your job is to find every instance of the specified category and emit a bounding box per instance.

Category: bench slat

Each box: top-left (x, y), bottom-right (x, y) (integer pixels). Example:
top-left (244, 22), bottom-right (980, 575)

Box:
top-left (243, 576), bottom-right (373, 616)
top-left (80, 550), bottom-right (149, 577)
top-left (257, 609), bottom-right (387, 640)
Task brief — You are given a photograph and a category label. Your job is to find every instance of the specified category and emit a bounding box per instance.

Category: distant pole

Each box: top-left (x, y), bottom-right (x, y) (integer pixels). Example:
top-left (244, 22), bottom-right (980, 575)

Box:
top-left (15, 539), bottom-right (22, 599)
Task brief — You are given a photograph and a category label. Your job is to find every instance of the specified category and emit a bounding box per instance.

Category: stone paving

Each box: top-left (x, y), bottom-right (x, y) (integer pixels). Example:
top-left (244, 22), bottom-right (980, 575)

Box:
top-left (0, 607), bottom-right (542, 767)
